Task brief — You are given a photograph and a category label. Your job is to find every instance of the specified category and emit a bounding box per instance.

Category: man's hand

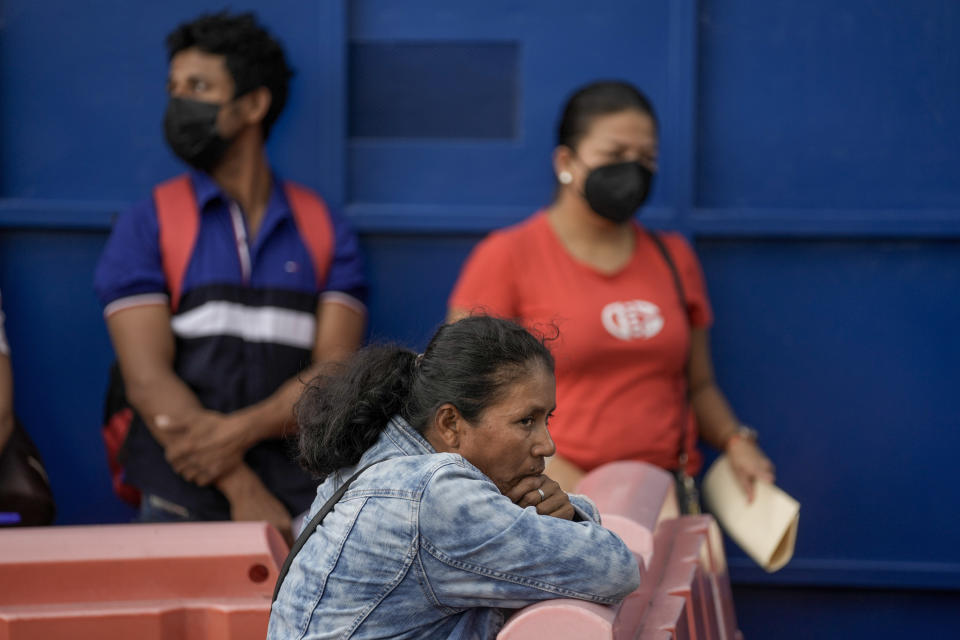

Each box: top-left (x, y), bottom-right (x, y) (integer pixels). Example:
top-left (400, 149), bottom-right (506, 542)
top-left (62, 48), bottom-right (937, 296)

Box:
top-left (220, 466), bottom-right (293, 545)
top-left (156, 410), bottom-right (252, 486)
top-left (506, 475), bottom-right (576, 521)
top-left (726, 437), bottom-right (775, 503)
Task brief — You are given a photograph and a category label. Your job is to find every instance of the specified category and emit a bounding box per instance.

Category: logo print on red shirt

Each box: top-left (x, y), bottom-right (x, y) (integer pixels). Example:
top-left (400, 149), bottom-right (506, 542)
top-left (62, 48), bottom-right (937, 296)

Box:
top-left (601, 300), bottom-right (664, 340)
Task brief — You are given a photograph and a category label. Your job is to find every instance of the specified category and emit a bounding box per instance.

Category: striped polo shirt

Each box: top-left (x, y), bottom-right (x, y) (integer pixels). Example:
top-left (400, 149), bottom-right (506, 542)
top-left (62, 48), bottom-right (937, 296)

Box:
top-left (94, 170), bottom-right (366, 518)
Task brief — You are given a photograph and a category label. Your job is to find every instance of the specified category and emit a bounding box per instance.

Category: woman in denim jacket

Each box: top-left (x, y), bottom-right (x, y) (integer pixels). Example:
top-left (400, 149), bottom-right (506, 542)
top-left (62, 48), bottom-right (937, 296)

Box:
top-left (268, 316), bottom-right (641, 639)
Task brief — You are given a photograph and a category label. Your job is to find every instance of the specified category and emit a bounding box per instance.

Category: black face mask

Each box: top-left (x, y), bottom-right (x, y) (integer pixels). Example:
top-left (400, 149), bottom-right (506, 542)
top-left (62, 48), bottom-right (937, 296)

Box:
top-left (163, 97), bottom-right (234, 172)
top-left (582, 160), bottom-right (654, 224)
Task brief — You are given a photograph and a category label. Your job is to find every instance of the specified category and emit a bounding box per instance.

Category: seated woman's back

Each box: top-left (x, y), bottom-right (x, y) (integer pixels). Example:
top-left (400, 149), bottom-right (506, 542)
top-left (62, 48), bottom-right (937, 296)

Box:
top-left (268, 318), bottom-right (641, 639)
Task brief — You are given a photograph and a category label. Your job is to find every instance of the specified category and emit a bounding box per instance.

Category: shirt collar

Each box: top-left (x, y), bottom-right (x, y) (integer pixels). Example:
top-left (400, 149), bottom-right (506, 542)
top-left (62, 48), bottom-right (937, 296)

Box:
top-left (188, 169), bottom-right (224, 210)
top-left (187, 168), bottom-right (293, 220)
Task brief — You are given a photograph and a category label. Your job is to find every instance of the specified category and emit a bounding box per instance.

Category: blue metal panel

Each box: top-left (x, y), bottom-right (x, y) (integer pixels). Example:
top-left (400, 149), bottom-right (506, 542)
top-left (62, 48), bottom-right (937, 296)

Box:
top-left (732, 585), bottom-right (960, 638)
top-left (0, 230), bottom-right (134, 524)
top-left (697, 0), bottom-right (960, 210)
top-left (310, 0), bottom-right (348, 208)
top-left (0, 0), bottom-right (338, 200)
top-left (346, 0), bottom-right (675, 218)
top-left (349, 42), bottom-right (520, 139)
top-left (362, 234), bottom-right (479, 348)
top-left (689, 207), bottom-right (960, 237)
top-left (699, 238), bottom-right (960, 588)
top-left (1, 0), bottom-right (959, 635)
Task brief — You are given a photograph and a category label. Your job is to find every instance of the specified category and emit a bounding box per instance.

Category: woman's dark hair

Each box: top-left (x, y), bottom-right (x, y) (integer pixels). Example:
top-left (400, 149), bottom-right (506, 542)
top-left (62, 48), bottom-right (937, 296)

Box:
top-left (296, 316), bottom-right (555, 479)
top-left (556, 80), bottom-right (657, 151)
top-left (166, 11), bottom-right (293, 138)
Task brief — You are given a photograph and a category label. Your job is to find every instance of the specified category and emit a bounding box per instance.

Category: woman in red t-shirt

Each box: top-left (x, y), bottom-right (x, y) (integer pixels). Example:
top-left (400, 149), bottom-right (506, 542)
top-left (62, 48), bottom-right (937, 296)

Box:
top-left (448, 81), bottom-right (774, 507)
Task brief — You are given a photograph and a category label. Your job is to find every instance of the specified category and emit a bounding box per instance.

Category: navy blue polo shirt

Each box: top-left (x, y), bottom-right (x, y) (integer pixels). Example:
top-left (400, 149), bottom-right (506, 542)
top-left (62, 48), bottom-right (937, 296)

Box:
top-left (94, 170), bottom-right (366, 518)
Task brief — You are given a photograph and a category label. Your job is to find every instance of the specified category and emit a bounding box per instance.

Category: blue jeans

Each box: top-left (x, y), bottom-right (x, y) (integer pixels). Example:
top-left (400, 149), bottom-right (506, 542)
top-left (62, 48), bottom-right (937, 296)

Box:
top-left (137, 493), bottom-right (196, 523)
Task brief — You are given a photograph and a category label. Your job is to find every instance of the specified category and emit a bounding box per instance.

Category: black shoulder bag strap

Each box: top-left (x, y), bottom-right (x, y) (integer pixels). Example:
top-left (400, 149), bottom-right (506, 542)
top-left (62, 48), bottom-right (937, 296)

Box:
top-left (647, 230), bottom-right (687, 312)
top-left (647, 230), bottom-right (700, 514)
top-left (272, 462), bottom-right (379, 602)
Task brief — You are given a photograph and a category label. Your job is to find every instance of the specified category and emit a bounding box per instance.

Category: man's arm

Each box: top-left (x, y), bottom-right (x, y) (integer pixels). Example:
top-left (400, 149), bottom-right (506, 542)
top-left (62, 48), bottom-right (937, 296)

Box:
top-left (106, 303), bottom-right (293, 538)
top-left (0, 353), bottom-right (14, 452)
top-left (0, 295), bottom-right (13, 451)
top-left (107, 304), bottom-right (206, 441)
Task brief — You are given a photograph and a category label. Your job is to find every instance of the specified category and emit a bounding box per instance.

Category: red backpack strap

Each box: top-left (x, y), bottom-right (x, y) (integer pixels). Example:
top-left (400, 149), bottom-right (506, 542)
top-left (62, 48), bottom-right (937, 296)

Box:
top-left (153, 174), bottom-right (200, 312)
top-left (284, 182), bottom-right (334, 288)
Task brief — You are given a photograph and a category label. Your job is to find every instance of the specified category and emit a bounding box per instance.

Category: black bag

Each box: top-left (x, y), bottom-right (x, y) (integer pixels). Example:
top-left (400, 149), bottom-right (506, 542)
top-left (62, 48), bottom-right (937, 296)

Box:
top-left (0, 419), bottom-right (56, 526)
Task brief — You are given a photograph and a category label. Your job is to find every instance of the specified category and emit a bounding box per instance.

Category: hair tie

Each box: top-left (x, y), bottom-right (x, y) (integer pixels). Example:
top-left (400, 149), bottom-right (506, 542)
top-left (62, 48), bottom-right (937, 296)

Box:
top-left (414, 353), bottom-right (424, 368)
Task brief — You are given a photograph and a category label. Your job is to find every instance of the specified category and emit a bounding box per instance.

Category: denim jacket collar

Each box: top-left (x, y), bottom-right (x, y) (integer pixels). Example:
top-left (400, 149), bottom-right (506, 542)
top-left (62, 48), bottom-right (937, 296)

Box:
top-left (333, 416), bottom-right (436, 485)
top-left (380, 416), bottom-right (436, 458)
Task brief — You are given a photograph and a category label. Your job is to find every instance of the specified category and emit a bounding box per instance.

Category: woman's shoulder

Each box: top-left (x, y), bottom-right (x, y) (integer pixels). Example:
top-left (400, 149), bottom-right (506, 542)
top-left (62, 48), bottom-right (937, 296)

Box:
top-left (638, 226), bottom-right (702, 268)
top-left (366, 453), bottom-right (497, 502)
top-left (356, 452), bottom-right (482, 494)
top-left (473, 211), bottom-right (550, 253)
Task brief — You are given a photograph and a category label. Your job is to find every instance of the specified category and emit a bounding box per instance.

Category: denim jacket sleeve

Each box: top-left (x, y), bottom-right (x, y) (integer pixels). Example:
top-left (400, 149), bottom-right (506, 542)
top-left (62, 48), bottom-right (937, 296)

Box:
top-left (568, 493), bottom-right (602, 523)
top-left (417, 459), bottom-right (641, 610)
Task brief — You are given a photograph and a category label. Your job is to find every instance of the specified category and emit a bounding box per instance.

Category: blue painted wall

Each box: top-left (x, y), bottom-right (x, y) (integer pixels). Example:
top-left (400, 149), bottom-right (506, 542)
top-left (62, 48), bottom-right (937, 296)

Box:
top-left (1, 0), bottom-right (958, 636)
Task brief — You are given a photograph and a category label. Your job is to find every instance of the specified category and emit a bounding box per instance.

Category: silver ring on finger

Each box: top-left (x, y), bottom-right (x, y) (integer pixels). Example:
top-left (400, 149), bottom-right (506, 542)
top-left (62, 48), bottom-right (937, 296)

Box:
top-left (537, 488), bottom-right (546, 503)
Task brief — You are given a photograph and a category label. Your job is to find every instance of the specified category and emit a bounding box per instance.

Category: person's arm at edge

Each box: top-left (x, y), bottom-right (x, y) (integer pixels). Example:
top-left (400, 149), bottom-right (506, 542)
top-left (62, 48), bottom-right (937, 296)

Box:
top-left (0, 353), bottom-right (14, 452)
top-left (688, 327), bottom-right (775, 500)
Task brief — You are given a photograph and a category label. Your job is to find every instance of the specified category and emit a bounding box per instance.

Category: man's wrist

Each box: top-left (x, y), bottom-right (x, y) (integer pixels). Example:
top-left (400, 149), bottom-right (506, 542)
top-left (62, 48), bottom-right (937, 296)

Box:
top-left (225, 410), bottom-right (264, 450)
top-left (217, 465), bottom-right (261, 501)
top-left (230, 400), bottom-right (288, 446)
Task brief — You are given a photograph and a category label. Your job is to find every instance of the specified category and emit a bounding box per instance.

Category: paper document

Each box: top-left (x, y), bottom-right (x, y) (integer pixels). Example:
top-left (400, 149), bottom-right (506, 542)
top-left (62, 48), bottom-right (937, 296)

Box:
top-left (702, 455), bottom-right (800, 572)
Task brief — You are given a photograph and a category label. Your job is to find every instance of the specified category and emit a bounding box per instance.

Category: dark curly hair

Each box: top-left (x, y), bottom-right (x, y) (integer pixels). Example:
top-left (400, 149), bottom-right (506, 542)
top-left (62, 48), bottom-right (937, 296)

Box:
top-left (295, 316), bottom-right (555, 479)
top-left (166, 11), bottom-right (293, 138)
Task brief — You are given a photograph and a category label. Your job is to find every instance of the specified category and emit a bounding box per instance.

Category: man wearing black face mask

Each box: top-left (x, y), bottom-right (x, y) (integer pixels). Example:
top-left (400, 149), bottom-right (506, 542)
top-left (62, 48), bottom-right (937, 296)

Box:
top-left (94, 12), bottom-right (367, 539)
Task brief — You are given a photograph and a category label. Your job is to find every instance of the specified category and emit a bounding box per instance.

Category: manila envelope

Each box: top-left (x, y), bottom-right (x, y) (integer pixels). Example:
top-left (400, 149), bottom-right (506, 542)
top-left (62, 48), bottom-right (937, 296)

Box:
top-left (702, 455), bottom-right (800, 572)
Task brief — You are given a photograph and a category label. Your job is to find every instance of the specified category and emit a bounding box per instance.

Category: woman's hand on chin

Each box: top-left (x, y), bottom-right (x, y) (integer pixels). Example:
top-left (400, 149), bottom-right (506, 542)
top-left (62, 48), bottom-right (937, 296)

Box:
top-left (506, 474), bottom-right (576, 520)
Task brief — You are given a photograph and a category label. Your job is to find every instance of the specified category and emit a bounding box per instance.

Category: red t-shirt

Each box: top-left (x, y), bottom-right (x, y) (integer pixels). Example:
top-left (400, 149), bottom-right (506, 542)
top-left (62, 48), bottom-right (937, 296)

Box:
top-left (449, 212), bottom-right (713, 474)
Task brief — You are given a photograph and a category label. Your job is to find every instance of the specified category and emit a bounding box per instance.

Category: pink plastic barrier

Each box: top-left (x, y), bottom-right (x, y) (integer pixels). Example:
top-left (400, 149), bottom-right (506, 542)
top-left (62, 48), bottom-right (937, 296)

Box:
top-left (501, 462), bottom-right (743, 640)
top-left (574, 461), bottom-right (678, 568)
top-left (498, 598), bottom-right (621, 638)
top-left (636, 594), bottom-right (691, 640)
top-left (671, 516), bottom-right (740, 640)
top-left (497, 551), bottom-right (649, 640)
top-left (0, 522), bottom-right (287, 640)
top-left (639, 518), bottom-right (715, 640)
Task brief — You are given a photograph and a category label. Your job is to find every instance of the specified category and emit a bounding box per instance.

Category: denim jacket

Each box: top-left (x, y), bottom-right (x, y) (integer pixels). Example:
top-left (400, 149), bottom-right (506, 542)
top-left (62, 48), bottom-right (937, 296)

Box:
top-left (267, 416), bottom-right (641, 640)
